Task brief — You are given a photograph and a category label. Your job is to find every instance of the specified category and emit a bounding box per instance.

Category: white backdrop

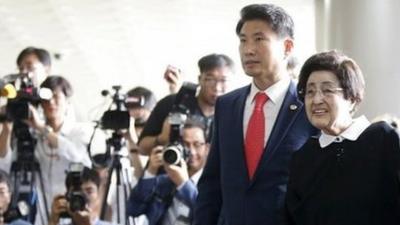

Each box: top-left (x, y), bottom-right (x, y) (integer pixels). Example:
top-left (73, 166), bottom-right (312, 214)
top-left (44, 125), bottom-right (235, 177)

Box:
top-left (0, 0), bottom-right (316, 121)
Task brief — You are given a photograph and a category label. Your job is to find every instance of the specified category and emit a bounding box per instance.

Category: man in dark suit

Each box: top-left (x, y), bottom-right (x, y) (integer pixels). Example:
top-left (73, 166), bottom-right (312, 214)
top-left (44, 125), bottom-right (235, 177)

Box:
top-left (193, 4), bottom-right (317, 225)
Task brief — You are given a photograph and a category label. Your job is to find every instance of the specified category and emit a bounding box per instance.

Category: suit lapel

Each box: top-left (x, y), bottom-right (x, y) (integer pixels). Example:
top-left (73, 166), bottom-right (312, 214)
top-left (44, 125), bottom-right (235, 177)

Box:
top-left (233, 86), bottom-right (251, 182)
top-left (251, 82), bottom-right (304, 182)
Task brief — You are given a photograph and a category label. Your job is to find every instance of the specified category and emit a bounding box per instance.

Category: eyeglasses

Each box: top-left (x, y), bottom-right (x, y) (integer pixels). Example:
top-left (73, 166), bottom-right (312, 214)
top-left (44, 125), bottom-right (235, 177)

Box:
top-left (202, 77), bottom-right (229, 86)
top-left (304, 85), bottom-right (343, 99)
top-left (183, 141), bottom-right (206, 151)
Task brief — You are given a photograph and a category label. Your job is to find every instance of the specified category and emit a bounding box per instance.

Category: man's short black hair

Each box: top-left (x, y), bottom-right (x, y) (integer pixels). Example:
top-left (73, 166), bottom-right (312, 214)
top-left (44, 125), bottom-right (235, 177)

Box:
top-left (40, 75), bottom-right (73, 98)
top-left (236, 4), bottom-right (294, 39)
top-left (65, 167), bottom-right (101, 190)
top-left (16, 46), bottom-right (51, 68)
top-left (81, 167), bottom-right (101, 188)
top-left (198, 54), bottom-right (235, 74)
top-left (184, 119), bottom-right (207, 142)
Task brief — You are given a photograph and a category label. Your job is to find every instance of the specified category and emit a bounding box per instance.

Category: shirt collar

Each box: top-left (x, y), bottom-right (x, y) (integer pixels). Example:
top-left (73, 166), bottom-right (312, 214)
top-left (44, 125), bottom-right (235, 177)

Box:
top-left (190, 168), bottom-right (203, 185)
top-left (319, 115), bottom-right (370, 148)
top-left (249, 77), bottom-right (291, 105)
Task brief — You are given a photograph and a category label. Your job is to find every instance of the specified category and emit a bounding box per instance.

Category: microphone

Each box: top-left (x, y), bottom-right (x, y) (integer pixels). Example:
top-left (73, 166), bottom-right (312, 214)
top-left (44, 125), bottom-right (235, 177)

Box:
top-left (0, 79), bottom-right (17, 99)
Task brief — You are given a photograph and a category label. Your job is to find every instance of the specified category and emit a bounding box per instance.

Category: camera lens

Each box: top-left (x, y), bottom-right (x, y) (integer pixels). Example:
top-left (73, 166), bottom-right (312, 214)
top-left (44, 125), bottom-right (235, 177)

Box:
top-left (163, 146), bottom-right (181, 165)
top-left (69, 193), bottom-right (86, 212)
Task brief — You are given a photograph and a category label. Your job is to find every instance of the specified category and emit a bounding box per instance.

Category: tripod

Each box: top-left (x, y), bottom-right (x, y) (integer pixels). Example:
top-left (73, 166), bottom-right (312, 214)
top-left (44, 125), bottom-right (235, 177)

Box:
top-left (10, 121), bottom-right (49, 225)
top-left (100, 132), bottom-right (133, 225)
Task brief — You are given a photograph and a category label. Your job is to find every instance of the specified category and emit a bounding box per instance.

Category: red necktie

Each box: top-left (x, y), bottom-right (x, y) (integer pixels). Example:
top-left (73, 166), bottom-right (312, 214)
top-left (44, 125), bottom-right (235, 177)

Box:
top-left (245, 92), bottom-right (268, 179)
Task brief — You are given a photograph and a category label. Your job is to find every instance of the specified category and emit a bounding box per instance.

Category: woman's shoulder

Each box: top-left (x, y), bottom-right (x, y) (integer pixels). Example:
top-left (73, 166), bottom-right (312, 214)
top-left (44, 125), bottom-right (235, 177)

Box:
top-left (292, 137), bottom-right (321, 158)
top-left (361, 121), bottom-right (398, 138)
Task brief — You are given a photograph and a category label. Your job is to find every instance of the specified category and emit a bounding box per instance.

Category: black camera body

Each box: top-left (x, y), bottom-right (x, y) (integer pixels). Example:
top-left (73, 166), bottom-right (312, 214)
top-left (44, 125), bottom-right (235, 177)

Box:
top-left (101, 86), bottom-right (130, 130)
top-left (0, 74), bottom-right (40, 122)
top-left (1, 201), bottom-right (30, 223)
top-left (1, 74), bottom-right (42, 164)
top-left (62, 163), bottom-right (87, 217)
top-left (162, 82), bottom-right (197, 165)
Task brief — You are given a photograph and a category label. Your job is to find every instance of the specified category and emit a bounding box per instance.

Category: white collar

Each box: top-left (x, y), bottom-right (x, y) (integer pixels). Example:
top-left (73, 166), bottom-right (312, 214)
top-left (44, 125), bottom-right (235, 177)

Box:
top-left (248, 77), bottom-right (291, 105)
top-left (319, 115), bottom-right (370, 148)
top-left (190, 168), bottom-right (203, 185)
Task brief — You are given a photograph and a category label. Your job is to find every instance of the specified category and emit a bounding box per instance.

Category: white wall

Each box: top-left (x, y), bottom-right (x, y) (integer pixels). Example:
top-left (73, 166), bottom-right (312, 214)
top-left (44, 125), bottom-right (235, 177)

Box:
top-left (0, 0), bottom-right (316, 121)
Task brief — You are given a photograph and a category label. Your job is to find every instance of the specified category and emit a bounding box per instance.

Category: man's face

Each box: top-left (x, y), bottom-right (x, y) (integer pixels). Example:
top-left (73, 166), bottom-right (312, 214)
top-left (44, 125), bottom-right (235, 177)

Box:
top-left (81, 181), bottom-right (99, 208)
top-left (128, 107), bottom-right (151, 124)
top-left (238, 19), bottom-right (293, 81)
top-left (0, 183), bottom-right (11, 213)
top-left (41, 88), bottom-right (69, 122)
top-left (198, 66), bottom-right (233, 106)
top-left (18, 53), bottom-right (49, 86)
top-left (128, 107), bottom-right (151, 136)
top-left (182, 127), bottom-right (209, 173)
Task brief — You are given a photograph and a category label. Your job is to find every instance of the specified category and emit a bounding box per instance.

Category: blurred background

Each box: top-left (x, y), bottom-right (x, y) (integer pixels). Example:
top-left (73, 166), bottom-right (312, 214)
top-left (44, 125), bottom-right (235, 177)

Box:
top-left (0, 0), bottom-right (398, 121)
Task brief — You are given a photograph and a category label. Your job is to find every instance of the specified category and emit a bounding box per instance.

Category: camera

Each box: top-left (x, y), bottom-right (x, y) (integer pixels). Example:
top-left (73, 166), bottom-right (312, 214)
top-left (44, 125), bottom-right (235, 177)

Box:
top-left (62, 163), bottom-right (87, 216)
top-left (0, 74), bottom-right (41, 122)
top-left (1, 201), bottom-right (30, 223)
top-left (100, 85), bottom-right (130, 130)
top-left (162, 82), bottom-right (197, 165)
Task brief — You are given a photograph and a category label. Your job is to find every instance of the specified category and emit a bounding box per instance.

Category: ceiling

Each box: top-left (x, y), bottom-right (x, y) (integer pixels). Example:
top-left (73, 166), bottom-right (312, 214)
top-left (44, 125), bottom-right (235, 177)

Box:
top-left (0, 0), bottom-right (315, 121)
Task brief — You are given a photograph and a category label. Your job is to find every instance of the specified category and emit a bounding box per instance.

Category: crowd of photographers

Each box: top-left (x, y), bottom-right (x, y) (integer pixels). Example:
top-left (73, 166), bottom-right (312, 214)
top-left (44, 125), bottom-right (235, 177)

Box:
top-left (0, 46), bottom-right (235, 225)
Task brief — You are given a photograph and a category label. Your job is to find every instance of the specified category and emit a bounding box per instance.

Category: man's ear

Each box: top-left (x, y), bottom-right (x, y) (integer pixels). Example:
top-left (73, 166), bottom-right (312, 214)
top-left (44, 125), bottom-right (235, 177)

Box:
top-left (284, 38), bottom-right (294, 58)
top-left (205, 143), bottom-right (210, 153)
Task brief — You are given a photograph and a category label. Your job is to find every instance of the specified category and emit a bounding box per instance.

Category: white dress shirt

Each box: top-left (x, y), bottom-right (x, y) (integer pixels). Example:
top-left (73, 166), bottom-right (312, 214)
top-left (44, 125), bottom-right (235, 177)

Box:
top-left (243, 77), bottom-right (291, 147)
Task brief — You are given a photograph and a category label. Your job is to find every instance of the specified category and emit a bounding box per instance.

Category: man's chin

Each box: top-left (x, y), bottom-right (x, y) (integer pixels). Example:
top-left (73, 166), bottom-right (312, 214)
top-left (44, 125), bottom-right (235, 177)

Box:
top-left (244, 70), bottom-right (259, 77)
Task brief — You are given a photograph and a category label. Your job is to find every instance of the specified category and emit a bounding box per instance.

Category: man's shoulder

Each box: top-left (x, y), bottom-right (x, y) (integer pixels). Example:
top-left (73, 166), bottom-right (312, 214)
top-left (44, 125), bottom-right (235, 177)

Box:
top-left (95, 219), bottom-right (115, 225)
top-left (7, 219), bottom-right (32, 225)
top-left (157, 93), bottom-right (177, 106)
top-left (218, 85), bottom-right (250, 102)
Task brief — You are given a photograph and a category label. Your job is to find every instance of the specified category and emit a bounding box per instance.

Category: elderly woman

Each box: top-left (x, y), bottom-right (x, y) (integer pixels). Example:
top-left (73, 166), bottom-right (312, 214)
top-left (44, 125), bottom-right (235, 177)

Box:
top-left (283, 51), bottom-right (400, 225)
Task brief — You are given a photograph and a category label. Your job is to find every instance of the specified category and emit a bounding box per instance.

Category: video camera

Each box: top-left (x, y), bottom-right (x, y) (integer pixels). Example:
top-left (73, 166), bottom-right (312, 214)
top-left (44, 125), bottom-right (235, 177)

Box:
top-left (62, 163), bottom-right (87, 217)
top-left (162, 82), bottom-right (197, 165)
top-left (0, 74), bottom-right (44, 122)
top-left (100, 85), bottom-right (130, 130)
top-left (0, 74), bottom-right (49, 163)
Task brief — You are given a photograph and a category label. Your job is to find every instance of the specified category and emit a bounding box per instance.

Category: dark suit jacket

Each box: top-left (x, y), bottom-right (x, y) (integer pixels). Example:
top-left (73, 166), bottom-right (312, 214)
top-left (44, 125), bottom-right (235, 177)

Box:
top-left (194, 82), bottom-right (317, 225)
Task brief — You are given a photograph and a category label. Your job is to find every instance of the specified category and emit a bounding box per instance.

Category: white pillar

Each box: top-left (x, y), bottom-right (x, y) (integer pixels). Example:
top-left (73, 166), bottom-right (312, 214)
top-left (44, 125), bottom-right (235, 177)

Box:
top-left (316, 0), bottom-right (400, 118)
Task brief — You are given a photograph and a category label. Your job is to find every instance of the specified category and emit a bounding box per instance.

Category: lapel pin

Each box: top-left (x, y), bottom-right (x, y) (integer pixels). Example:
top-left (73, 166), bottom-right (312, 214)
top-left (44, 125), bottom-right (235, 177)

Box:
top-left (289, 104), bottom-right (298, 111)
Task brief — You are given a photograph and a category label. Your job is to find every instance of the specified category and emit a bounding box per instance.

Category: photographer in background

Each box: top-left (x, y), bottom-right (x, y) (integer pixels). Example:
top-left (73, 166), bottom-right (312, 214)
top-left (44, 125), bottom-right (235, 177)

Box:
top-left (138, 53), bottom-right (235, 155)
top-left (126, 121), bottom-right (209, 225)
top-left (0, 46), bottom-right (52, 158)
top-left (0, 76), bottom-right (91, 212)
top-left (16, 47), bottom-right (51, 87)
top-left (0, 169), bottom-right (31, 225)
top-left (124, 86), bottom-right (157, 179)
top-left (49, 167), bottom-right (113, 225)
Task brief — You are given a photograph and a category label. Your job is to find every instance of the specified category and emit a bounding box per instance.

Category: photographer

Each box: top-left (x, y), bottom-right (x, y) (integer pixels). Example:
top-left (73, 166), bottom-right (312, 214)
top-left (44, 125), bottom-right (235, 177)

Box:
top-left (48, 167), bottom-right (113, 225)
top-left (0, 169), bottom-right (31, 225)
top-left (0, 76), bottom-right (91, 210)
top-left (138, 53), bottom-right (235, 155)
top-left (0, 46), bottom-right (52, 159)
top-left (124, 86), bottom-right (157, 179)
top-left (126, 121), bottom-right (209, 225)
top-left (16, 47), bottom-right (51, 87)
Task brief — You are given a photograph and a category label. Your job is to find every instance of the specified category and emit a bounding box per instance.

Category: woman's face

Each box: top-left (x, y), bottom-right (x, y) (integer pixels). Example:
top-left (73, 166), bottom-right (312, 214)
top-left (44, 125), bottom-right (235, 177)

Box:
top-left (304, 70), bottom-right (354, 135)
